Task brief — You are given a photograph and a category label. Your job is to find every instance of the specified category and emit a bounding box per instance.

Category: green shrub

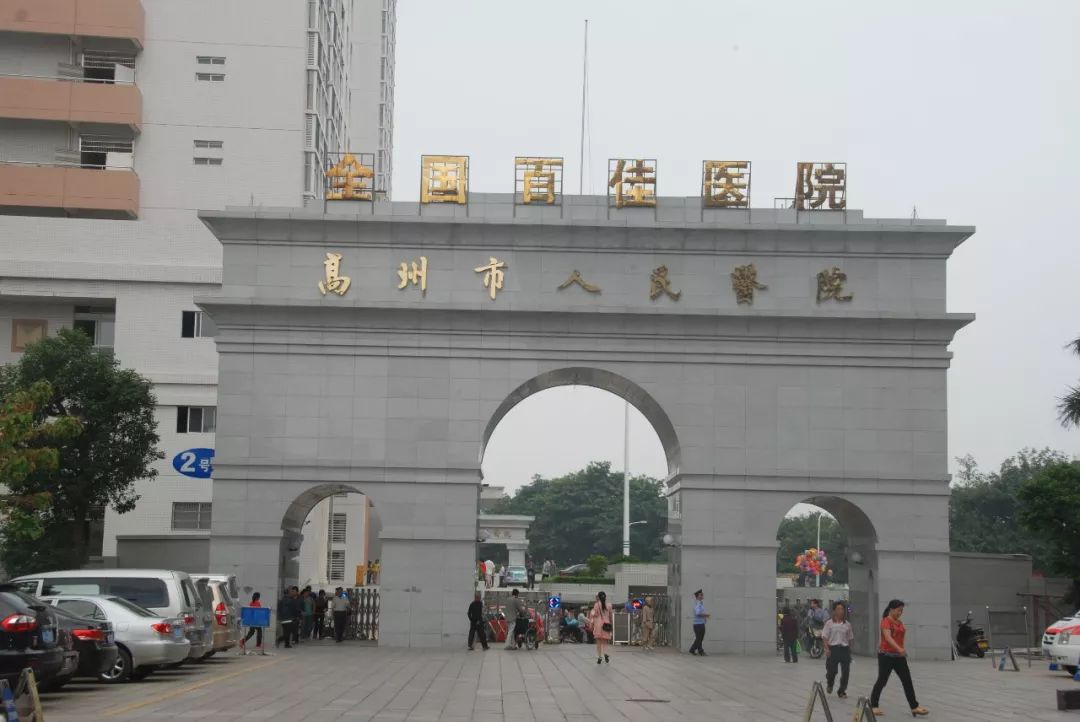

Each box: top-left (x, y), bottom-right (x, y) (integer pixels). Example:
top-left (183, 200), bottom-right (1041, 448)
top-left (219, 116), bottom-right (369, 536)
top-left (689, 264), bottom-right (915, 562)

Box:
top-left (551, 576), bottom-right (614, 585)
top-left (586, 554), bottom-right (608, 577)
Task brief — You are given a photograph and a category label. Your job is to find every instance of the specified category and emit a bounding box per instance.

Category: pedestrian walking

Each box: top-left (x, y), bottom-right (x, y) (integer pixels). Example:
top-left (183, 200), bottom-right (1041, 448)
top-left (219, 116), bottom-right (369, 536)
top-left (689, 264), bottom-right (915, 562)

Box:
top-left (822, 601), bottom-right (853, 696)
top-left (239, 592), bottom-right (263, 653)
top-left (870, 600), bottom-right (929, 717)
top-left (365, 560), bottom-right (373, 585)
top-left (313, 590), bottom-right (328, 639)
top-left (689, 589), bottom-right (709, 656)
top-left (781, 606), bottom-right (799, 662)
top-left (278, 588), bottom-right (299, 648)
top-left (589, 591), bottom-right (613, 664)
top-left (526, 558), bottom-right (535, 590)
top-left (505, 588), bottom-right (528, 649)
top-left (641, 596), bottom-right (655, 651)
top-left (300, 587), bottom-right (314, 640)
top-left (467, 591), bottom-right (489, 650)
top-left (478, 559), bottom-right (486, 586)
top-left (484, 559), bottom-right (495, 589)
top-left (498, 564), bottom-right (506, 588)
top-left (331, 586), bottom-right (349, 643)
top-left (541, 558), bottom-right (552, 581)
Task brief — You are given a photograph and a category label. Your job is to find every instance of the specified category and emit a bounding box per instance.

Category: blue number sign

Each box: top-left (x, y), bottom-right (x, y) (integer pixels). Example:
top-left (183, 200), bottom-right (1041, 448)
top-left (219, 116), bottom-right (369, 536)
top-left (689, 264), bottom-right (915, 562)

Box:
top-left (172, 448), bottom-right (214, 479)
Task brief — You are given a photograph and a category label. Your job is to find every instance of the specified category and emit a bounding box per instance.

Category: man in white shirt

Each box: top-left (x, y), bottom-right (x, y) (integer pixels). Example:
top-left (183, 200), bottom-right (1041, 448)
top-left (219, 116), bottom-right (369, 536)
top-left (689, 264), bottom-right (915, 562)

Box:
top-left (331, 587), bottom-right (350, 643)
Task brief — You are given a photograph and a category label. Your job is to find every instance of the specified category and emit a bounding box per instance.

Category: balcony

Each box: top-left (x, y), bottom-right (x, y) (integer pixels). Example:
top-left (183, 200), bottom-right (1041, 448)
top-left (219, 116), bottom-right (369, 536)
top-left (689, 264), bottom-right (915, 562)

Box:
top-left (0, 162), bottom-right (139, 219)
top-left (0, 75), bottom-right (141, 130)
top-left (0, 0), bottom-right (144, 48)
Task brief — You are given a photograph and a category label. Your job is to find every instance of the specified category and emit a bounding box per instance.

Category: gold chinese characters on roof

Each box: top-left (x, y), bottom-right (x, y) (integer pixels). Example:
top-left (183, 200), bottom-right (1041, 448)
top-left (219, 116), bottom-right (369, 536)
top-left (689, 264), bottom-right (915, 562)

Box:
top-left (608, 159), bottom-right (656, 208)
top-left (325, 153), bottom-right (374, 201)
top-left (420, 155), bottom-right (468, 204)
top-left (703, 161), bottom-right (750, 208)
top-left (515, 157), bottom-right (563, 205)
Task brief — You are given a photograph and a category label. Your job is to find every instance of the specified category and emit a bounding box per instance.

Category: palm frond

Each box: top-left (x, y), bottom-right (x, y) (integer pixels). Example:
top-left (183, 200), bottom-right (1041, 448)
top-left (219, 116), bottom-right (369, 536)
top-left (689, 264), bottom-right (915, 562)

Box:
top-left (1068, 337), bottom-right (1080, 358)
top-left (1058, 385), bottom-right (1080, 428)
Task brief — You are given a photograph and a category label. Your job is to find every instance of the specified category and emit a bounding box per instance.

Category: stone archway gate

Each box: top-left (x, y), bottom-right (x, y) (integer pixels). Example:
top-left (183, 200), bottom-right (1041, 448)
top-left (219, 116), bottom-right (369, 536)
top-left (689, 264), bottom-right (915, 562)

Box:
top-left (199, 194), bottom-right (973, 656)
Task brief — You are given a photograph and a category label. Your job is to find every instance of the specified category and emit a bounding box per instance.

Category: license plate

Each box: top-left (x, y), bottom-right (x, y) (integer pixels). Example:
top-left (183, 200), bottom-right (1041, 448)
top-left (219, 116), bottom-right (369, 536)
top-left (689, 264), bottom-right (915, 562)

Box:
top-left (41, 629), bottom-right (54, 644)
top-left (174, 627), bottom-right (183, 639)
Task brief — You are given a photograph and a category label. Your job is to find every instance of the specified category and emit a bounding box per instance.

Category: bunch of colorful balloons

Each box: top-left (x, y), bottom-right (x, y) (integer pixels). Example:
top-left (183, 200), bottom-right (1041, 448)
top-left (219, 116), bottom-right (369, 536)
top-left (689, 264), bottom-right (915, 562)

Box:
top-left (795, 547), bottom-right (829, 577)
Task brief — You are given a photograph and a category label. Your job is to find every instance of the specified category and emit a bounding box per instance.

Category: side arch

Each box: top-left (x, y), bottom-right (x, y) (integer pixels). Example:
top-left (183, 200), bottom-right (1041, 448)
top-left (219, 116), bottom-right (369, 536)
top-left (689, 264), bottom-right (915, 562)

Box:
top-left (479, 367), bottom-right (682, 479)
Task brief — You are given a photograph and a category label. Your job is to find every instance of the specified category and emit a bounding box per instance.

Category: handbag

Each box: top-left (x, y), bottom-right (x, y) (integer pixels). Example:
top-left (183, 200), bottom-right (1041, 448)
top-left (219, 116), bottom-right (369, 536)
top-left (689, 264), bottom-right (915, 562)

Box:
top-left (602, 622), bottom-right (613, 633)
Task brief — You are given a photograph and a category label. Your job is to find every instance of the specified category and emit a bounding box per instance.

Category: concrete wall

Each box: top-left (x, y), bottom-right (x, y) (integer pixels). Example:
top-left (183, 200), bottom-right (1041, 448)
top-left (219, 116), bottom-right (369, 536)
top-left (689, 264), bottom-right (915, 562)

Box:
top-left (950, 552), bottom-right (1035, 649)
top-left (116, 535), bottom-right (210, 574)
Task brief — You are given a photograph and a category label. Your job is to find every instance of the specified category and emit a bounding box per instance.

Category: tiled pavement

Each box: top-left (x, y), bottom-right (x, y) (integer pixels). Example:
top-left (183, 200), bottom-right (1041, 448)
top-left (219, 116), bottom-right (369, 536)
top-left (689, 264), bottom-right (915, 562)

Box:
top-left (42, 639), bottom-right (1080, 721)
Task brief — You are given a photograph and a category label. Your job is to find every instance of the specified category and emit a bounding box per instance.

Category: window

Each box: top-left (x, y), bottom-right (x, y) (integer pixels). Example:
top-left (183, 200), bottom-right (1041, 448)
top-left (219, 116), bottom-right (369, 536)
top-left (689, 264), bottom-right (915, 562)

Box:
top-left (329, 513), bottom-right (347, 544)
top-left (181, 310), bottom-right (217, 338)
top-left (196, 56), bottom-right (226, 65)
top-left (193, 157), bottom-right (223, 166)
top-left (176, 406), bottom-right (216, 434)
top-left (10, 319), bottom-right (46, 353)
top-left (107, 579), bottom-right (169, 608)
top-left (194, 140), bottom-right (223, 149)
top-left (73, 306), bottom-right (115, 351)
top-left (79, 135), bottom-right (133, 169)
top-left (327, 550), bottom-right (345, 581)
top-left (82, 50), bottom-right (136, 83)
top-left (196, 73), bottom-right (225, 81)
top-left (56, 599), bottom-right (107, 620)
top-left (172, 502), bottom-right (212, 530)
top-left (41, 578), bottom-right (169, 609)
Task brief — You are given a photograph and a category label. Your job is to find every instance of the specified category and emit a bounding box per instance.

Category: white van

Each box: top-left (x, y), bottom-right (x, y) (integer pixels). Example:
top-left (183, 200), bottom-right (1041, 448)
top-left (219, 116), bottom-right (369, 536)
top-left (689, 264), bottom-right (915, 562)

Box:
top-left (9, 569), bottom-right (209, 662)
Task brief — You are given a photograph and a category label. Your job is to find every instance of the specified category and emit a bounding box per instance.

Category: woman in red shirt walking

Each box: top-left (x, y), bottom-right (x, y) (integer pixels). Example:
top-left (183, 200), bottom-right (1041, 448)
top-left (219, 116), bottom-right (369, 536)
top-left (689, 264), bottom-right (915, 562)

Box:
top-left (870, 599), bottom-right (929, 717)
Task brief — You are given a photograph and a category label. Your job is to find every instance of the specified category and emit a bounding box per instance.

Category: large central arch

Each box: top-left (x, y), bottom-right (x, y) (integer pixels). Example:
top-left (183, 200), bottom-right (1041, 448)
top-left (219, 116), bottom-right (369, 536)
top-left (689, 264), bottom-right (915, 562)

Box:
top-left (480, 366), bottom-right (682, 479)
top-left (200, 196), bottom-right (972, 656)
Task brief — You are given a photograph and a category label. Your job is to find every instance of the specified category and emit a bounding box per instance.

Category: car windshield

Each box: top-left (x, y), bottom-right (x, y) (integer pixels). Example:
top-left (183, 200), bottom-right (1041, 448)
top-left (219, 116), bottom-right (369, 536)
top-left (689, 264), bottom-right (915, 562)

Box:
top-left (106, 597), bottom-right (158, 618)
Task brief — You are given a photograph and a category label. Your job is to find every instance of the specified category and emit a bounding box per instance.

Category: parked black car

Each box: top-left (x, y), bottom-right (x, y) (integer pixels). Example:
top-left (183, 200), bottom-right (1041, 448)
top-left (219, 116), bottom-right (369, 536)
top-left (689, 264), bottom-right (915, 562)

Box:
top-left (48, 604), bottom-right (118, 687)
top-left (0, 586), bottom-right (64, 686)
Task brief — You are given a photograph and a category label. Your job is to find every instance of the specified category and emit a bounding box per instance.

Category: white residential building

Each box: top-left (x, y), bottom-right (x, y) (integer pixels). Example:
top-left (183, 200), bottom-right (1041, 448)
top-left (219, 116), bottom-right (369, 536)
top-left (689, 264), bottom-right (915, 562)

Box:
top-left (0, 0), bottom-right (395, 572)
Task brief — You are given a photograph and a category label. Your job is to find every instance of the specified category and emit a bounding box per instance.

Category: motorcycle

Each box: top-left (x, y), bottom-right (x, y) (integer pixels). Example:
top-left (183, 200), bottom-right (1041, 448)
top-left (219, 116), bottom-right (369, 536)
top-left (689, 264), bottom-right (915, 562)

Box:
top-left (804, 626), bottom-right (825, 659)
top-left (955, 613), bottom-right (989, 658)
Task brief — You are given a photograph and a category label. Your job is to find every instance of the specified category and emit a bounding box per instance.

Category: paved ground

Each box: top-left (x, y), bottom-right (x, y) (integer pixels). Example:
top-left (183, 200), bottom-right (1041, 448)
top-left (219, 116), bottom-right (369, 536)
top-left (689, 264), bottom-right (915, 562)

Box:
top-left (40, 639), bottom-right (1080, 721)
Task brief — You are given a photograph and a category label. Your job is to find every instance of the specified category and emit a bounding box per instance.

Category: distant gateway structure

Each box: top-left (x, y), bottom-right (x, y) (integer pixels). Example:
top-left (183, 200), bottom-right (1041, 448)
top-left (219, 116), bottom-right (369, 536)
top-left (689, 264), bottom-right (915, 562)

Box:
top-left (200, 192), bottom-right (973, 656)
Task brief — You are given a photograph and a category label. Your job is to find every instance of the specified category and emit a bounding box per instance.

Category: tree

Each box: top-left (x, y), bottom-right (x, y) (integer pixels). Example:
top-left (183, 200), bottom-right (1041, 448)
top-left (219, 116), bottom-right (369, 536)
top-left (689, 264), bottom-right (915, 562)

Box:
top-left (494, 461), bottom-right (667, 565)
top-left (776, 513), bottom-right (849, 584)
top-left (1058, 336), bottom-right (1080, 427)
top-left (0, 329), bottom-right (162, 574)
top-left (1017, 461), bottom-right (1080, 604)
top-left (948, 448), bottom-right (1066, 571)
top-left (0, 381), bottom-right (81, 544)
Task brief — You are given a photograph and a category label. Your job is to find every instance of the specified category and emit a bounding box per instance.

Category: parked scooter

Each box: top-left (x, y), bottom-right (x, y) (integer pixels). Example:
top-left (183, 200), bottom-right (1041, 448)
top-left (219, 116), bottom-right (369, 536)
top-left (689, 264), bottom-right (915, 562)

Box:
top-left (955, 612), bottom-right (989, 658)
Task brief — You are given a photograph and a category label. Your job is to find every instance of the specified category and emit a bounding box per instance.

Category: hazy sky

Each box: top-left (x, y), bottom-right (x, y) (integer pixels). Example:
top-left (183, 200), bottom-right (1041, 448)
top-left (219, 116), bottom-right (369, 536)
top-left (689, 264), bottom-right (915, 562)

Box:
top-left (391, 1), bottom-right (1080, 496)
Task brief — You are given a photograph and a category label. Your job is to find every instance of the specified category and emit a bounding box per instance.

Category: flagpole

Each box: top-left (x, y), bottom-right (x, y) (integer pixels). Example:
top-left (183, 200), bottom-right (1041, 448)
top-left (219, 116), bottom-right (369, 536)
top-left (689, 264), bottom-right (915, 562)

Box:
top-left (578, 19), bottom-right (588, 194)
top-left (622, 400), bottom-right (630, 557)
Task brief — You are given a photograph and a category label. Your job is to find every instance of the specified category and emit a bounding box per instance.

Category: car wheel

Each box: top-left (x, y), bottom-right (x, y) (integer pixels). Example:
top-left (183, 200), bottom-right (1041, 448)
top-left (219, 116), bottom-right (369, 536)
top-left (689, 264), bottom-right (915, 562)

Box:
top-left (100, 647), bottom-right (133, 684)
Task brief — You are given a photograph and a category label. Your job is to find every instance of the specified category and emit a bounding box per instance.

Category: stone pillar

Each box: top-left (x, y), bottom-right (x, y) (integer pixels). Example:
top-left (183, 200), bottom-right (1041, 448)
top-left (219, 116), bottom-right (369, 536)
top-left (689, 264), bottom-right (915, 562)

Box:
top-left (505, 541), bottom-right (527, 568)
